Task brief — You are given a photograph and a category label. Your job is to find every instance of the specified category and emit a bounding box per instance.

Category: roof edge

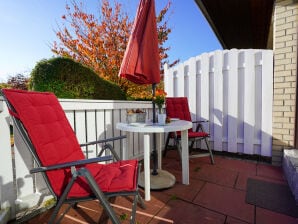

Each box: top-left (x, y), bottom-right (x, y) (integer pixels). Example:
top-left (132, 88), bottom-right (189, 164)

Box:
top-left (194, 0), bottom-right (226, 49)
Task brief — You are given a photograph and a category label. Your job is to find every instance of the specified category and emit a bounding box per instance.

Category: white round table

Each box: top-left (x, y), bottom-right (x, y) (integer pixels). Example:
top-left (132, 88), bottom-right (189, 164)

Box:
top-left (116, 120), bottom-right (192, 201)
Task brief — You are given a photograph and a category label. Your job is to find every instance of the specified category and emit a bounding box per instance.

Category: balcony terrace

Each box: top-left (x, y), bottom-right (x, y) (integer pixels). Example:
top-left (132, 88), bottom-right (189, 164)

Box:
top-left (26, 151), bottom-right (297, 224)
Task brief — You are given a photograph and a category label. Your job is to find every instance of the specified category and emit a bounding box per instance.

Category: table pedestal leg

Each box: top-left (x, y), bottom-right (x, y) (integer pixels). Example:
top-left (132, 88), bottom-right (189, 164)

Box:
top-left (181, 129), bottom-right (189, 185)
top-left (138, 133), bottom-right (176, 201)
top-left (157, 133), bottom-right (162, 169)
top-left (143, 133), bottom-right (150, 201)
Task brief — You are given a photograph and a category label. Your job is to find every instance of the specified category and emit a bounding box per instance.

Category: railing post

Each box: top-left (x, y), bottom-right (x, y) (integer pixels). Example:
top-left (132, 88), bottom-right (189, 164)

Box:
top-left (0, 99), bottom-right (16, 222)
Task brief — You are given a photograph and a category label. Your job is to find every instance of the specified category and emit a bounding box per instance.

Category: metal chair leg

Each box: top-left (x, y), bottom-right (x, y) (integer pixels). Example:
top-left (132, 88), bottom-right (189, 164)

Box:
top-left (78, 168), bottom-right (121, 224)
top-left (49, 169), bottom-right (78, 224)
top-left (98, 144), bottom-right (121, 161)
top-left (205, 138), bottom-right (215, 164)
top-left (130, 194), bottom-right (138, 224)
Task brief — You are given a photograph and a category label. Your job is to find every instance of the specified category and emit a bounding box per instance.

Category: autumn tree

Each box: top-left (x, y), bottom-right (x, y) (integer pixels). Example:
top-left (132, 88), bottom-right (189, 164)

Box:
top-left (52, 0), bottom-right (174, 99)
top-left (7, 74), bottom-right (29, 90)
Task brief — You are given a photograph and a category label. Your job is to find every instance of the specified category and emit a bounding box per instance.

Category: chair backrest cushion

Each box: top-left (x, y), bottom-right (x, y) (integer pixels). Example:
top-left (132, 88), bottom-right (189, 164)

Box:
top-left (166, 97), bottom-right (192, 122)
top-left (3, 89), bottom-right (85, 164)
top-left (3, 89), bottom-right (86, 195)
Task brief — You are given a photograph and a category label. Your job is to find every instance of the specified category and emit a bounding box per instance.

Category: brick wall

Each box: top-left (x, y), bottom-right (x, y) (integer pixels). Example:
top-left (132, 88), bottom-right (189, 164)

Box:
top-left (273, 0), bottom-right (298, 165)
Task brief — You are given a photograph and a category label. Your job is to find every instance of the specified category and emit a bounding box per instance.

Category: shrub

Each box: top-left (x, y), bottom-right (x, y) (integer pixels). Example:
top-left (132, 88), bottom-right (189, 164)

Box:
top-left (29, 57), bottom-right (126, 100)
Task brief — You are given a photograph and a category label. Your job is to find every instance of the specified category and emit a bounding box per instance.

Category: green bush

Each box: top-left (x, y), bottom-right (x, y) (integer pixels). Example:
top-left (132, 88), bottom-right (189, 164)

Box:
top-left (29, 57), bottom-right (126, 100)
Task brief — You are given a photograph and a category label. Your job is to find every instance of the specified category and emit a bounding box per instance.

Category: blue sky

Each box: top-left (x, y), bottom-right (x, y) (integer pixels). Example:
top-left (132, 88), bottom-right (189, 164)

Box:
top-left (0, 0), bottom-right (222, 82)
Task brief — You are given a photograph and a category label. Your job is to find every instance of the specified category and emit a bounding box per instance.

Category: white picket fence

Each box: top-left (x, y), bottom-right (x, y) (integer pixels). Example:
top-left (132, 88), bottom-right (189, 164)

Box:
top-left (0, 49), bottom-right (274, 222)
top-left (164, 49), bottom-right (273, 157)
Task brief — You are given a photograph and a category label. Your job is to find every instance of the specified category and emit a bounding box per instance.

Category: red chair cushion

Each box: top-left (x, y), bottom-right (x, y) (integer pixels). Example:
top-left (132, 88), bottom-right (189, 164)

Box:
top-left (165, 97), bottom-right (192, 121)
top-left (48, 160), bottom-right (138, 197)
top-left (3, 89), bottom-right (137, 197)
top-left (175, 131), bottom-right (209, 138)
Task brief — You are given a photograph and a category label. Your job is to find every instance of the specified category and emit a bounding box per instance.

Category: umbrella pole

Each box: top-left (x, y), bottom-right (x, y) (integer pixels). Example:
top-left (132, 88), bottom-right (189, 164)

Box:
top-left (152, 83), bottom-right (158, 175)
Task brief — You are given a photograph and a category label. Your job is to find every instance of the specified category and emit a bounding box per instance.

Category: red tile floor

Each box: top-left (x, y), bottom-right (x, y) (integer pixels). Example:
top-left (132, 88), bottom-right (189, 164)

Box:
top-left (26, 151), bottom-right (298, 224)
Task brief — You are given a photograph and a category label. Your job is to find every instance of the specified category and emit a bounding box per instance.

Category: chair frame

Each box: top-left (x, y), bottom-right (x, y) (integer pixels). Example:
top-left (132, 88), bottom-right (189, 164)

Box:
top-left (163, 97), bottom-right (215, 164)
top-left (2, 89), bottom-right (143, 224)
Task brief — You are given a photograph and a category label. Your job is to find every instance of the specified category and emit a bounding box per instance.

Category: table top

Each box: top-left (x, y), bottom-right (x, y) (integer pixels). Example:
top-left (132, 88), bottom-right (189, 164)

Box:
top-left (116, 120), bottom-right (192, 133)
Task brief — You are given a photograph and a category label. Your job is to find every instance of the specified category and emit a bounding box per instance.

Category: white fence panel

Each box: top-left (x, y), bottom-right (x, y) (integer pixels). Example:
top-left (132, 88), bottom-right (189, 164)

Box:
top-left (226, 49), bottom-right (238, 153)
top-left (0, 101), bottom-right (16, 222)
top-left (243, 50), bottom-right (255, 155)
top-left (213, 50), bottom-right (224, 151)
top-left (261, 50), bottom-right (273, 156)
top-left (164, 49), bottom-right (273, 156)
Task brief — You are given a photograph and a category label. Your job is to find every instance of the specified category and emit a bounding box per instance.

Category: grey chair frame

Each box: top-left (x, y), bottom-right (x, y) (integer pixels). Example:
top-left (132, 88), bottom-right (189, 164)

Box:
top-left (2, 90), bottom-right (144, 224)
top-left (164, 120), bottom-right (215, 164)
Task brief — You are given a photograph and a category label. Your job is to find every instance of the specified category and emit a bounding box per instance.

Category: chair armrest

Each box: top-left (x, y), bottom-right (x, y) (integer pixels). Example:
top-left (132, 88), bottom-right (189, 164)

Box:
top-left (79, 135), bottom-right (126, 147)
top-left (192, 120), bottom-right (208, 124)
top-left (192, 120), bottom-right (209, 132)
top-left (80, 135), bottom-right (126, 161)
top-left (30, 155), bottom-right (113, 174)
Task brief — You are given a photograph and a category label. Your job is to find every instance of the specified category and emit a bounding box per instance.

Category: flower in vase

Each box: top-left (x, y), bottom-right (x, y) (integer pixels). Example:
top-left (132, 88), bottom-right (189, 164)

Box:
top-left (153, 89), bottom-right (167, 113)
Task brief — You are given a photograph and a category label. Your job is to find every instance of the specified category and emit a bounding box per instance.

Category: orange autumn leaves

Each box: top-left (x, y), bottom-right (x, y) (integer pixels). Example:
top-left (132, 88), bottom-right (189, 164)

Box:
top-left (52, 0), bottom-right (173, 99)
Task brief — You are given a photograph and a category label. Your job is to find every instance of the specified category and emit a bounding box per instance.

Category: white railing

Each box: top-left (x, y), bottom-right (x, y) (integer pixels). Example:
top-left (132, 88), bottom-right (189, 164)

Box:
top-left (0, 97), bottom-right (155, 221)
top-left (165, 49), bottom-right (273, 157)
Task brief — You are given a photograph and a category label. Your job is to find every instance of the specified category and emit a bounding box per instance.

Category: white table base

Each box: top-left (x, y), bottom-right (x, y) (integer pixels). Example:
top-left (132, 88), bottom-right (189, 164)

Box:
top-left (138, 169), bottom-right (176, 190)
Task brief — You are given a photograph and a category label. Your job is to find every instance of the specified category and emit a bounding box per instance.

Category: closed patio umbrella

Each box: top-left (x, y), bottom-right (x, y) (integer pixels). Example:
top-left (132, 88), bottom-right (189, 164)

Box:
top-left (119, 0), bottom-right (160, 85)
top-left (119, 0), bottom-right (160, 176)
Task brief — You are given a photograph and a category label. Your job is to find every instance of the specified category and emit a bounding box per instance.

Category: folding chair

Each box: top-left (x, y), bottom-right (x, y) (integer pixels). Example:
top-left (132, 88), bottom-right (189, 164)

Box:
top-left (163, 97), bottom-right (214, 164)
top-left (1, 89), bottom-right (142, 224)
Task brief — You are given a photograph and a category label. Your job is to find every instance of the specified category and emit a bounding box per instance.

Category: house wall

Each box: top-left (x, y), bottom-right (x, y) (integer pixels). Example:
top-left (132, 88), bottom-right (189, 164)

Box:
top-left (273, 0), bottom-right (298, 165)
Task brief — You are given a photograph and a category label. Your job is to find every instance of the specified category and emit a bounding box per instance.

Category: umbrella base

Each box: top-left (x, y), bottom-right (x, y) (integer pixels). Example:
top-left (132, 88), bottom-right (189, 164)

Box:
top-left (138, 169), bottom-right (176, 190)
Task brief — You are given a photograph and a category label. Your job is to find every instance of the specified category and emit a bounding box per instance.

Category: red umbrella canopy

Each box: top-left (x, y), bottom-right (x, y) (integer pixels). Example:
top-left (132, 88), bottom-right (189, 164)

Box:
top-left (119, 0), bottom-right (160, 85)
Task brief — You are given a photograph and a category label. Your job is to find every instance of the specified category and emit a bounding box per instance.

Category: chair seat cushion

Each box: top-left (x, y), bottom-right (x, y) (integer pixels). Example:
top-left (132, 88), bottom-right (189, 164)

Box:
top-left (187, 131), bottom-right (209, 138)
top-left (48, 159), bottom-right (138, 197)
top-left (172, 131), bottom-right (209, 138)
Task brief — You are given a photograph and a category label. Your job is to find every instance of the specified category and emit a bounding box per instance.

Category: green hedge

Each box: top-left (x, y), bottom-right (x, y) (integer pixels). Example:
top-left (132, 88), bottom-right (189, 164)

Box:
top-left (29, 57), bottom-right (126, 100)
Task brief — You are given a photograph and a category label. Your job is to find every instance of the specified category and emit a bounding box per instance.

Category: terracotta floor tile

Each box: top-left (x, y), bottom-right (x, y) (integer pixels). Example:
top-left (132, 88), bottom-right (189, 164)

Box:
top-left (235, 173), bottom-right (287, 192)
top-left (27, 210), bottom-right (52, 224)
top-left (235, 172), bottom-right (256, 191)
top-left (225, 216), bottom-right (251, 224)
top-left (193, 182), bottom-right (254, 223)
top-left (216, 157), bottom-right (257, 175)
top-left (162, 149), bottom-right (180, 160)
top-left (256, 207), bottom-right (298, 224)
top-left (140, 190), bottom-right (170, 212)
top-left (256, 163), bottom-right (286, 182)
top-left (157, 178), bottom-right (205, 202)
top-left (189, 155), bottom-right (216, 165)
top-left (190, 163), bottom-right (238, 188)
top-left (162, 155), bottom-right (182, 172)
top-left (150, 199), bottom-right (226, 224)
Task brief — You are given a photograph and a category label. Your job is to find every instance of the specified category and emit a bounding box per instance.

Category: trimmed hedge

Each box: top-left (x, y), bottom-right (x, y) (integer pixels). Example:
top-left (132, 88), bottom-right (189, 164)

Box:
top-left (29, 57), bottom-right (126, 100)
